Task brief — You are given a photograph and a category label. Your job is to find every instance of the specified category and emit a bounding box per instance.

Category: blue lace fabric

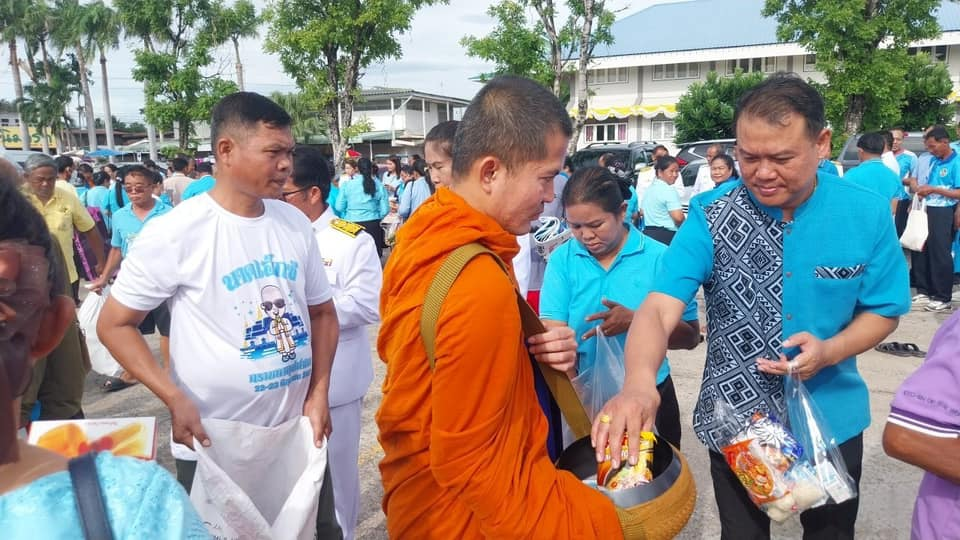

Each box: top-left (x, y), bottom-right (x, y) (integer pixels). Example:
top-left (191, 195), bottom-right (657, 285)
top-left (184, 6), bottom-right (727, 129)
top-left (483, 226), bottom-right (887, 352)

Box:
top-left (0, 452), bottom-right (210, 539)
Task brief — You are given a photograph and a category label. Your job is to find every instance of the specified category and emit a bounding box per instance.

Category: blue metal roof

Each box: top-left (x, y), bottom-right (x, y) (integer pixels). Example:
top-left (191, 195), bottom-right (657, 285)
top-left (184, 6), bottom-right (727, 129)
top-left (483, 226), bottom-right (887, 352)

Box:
top-left (593, 0), bottom-right (960, 58)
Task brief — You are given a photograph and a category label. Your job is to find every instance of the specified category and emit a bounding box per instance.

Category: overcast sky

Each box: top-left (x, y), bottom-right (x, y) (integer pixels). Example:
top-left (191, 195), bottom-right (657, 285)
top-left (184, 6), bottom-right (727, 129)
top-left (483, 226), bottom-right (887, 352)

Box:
top-left (0, 0), bottom-right (683, 123)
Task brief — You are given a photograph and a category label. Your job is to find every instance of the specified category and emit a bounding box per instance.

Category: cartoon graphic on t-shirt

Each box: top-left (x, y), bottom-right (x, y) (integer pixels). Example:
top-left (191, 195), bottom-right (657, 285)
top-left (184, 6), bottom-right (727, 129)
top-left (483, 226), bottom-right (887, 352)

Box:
top-left (260, 285), bottom-right (296, 362)
top-left (239, 286), bottom-right (308, 361)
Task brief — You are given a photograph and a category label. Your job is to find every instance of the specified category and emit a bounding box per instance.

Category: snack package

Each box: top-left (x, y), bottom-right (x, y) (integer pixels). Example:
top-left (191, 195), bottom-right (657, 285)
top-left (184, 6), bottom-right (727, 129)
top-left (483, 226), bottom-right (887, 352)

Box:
top-left (597, 432), bottom-right (656, 491)
top-left (716, 401), bottom-right (827, 522)
top-left (28, 417), bottom-right (158, 460)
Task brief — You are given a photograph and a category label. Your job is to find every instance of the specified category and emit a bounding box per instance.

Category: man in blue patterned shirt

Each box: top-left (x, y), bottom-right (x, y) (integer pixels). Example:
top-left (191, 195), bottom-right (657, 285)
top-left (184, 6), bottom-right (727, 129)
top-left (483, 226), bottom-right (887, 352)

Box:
top-left (592, 74), bottom-right (910, 540)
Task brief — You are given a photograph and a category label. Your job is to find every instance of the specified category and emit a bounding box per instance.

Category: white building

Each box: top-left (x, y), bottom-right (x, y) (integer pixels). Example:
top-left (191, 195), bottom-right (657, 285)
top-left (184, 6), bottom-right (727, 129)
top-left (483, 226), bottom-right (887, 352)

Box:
top-left (176, 87), bottom-right (470, 157)
top-left (570, 0), bottom-right (960, 149)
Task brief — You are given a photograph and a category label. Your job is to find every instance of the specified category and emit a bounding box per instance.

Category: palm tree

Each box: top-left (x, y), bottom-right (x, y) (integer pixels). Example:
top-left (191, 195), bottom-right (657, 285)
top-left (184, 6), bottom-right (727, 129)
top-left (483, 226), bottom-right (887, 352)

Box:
top-left (212, 0), bottom-right (260, 91)
top-left (83, 1), bottom-right (119, 150)
top-left (270, 91), bottom-right (328, 143)
top-left (1, 0), bottom-right (33, 150)
top-left (50, 0), bottom-right (98, 152)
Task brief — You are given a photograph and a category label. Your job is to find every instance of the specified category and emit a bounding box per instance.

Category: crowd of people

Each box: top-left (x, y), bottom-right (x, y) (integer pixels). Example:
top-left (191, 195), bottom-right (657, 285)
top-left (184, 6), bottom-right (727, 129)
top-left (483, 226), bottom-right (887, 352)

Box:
top-left (0, 72), bottom-right (958, 540)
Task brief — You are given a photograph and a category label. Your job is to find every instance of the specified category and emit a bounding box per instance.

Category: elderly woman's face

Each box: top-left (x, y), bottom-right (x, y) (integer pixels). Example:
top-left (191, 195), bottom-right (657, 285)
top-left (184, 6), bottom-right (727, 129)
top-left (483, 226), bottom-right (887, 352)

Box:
top-left (24, 166), bottom-right (57, 201)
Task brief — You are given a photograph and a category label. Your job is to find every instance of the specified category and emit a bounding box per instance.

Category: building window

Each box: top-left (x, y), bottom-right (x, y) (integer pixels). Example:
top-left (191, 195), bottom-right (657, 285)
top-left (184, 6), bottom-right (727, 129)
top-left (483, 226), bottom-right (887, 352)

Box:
top-left (908, 45), bottom-right (948, 62)
top-left (650, 116), bottom-right (675, 140)
top-left (438, 105), bottom-right (449, 123)
top-left (652, 62), bottom-right (700, 81)
top-left (588, 67), bottom-right (629, 85)
top-left (584, 122), bottom-right (627, 143)
top-left (425, 102), bottom-right (431, 112)
top-left (803, 54), bottom-right (817, 72)
top-left (726, 57), bottom-right (776, 75)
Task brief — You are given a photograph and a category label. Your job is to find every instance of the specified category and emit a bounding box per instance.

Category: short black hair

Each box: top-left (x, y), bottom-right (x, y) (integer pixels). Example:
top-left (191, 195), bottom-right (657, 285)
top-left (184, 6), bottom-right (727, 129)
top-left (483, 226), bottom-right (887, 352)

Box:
top-left (92, 171), bottom-right (108, 186)
top-left (292, 145), bottom-right (331, 201)
top-left (54, 155), bottom-right (73, 174)
top-left (425, 120), bottom-right (459, 158)
top-left (881, 130), bottom-right (894, 150)
top-left (735, 72), bottom-right (825, 141)
top-left (77, 163), bottom-right (93, 174)
top-left (210, 92), bottom-right (292, 157)
top-left (172, 157), bottom-right (190, 172)
top-left (195, 161), bottom-right (213, 175)
top-left (653, 145), bottom-right (669, 156)
top-left (123, 164), bottom-right (153, 184)
top-left (925, 125), bottom-right (951, 142)
top-left (655, 155), bottom-right (678, 173)
top-left (561, 166), bottom-right (629, 214)
top-left (857, 132), bottom-right (886, 155)
top-left (452, 76), bottom-right (572, 179)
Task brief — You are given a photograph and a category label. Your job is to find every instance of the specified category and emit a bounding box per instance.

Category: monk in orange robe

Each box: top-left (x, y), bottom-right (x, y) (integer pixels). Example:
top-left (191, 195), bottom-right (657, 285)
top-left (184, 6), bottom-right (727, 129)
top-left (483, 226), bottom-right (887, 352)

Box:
top-left (376, 76), bottom-right (623, 539)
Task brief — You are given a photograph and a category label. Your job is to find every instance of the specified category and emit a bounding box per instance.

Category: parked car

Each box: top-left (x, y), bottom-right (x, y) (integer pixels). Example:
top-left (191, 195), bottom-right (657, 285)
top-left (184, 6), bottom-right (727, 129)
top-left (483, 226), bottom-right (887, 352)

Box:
top-left (675, 138), bottom-right (736, 168)
top-left (570, 141), bottom-right (660, 181)
top-left (838, 131), bottom-right (928, 173)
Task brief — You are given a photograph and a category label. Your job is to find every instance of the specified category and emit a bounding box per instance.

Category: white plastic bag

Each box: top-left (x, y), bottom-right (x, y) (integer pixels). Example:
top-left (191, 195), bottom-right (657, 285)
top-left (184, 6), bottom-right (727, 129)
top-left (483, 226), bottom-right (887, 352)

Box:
top-left (77, 287), bottom-right (120, 376)
top-left (189, 416), bottom-right (328, 540)
top-left (900, 195), bottom-right (928, 251)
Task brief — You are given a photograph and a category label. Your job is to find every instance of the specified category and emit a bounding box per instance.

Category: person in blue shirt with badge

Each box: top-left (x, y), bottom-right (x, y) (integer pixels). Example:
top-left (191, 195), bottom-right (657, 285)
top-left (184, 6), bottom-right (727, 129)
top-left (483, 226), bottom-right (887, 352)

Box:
top-left (594, 74), bottom-right (909, 539)
top-left (539, 166), bottom-right (700, 449)
top-left (911, 125), bottom-right (960, 312)
top-left (334, 156), bottom-right (389, 257)
top-left (640, 155), bottom-right (685, 245)
top-left (89, 165), bottom-right (173, 391)
top-left (843, 131), bottom-right (901, 215)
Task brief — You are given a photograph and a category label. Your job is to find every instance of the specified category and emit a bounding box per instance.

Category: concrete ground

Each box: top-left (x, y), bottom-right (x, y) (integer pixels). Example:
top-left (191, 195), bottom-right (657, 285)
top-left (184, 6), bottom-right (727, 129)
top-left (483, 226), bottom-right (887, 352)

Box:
top-left (80, 302), bottom-right (947, 539)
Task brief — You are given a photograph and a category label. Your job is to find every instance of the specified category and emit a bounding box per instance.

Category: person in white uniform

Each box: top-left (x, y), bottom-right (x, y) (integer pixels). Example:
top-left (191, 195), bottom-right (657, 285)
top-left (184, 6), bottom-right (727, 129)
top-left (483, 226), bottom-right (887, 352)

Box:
top-left (281, 144), bottom-right (381, 540)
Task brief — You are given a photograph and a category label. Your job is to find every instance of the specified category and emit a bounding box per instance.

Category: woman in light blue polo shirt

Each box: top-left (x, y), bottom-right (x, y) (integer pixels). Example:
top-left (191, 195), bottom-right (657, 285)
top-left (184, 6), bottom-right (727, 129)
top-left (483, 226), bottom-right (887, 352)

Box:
top-left (335, 156), bottom-right (390, 256)
top-left (640, 155), bottom-right (685, 245)
top-left (539, 166), bottom-right (700, 448)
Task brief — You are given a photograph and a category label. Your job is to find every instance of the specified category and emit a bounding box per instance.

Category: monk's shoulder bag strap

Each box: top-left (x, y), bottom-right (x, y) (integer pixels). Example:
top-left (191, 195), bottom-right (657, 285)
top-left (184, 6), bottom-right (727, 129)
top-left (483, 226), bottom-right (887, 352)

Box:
top-left (419, 242), bottom-right (592, 438)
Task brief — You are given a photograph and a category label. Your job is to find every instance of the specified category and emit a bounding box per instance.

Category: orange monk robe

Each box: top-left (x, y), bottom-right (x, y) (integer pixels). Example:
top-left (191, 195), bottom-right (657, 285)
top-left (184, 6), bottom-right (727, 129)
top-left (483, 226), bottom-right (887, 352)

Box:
top-left (376, 188), bottom-right (623, 539)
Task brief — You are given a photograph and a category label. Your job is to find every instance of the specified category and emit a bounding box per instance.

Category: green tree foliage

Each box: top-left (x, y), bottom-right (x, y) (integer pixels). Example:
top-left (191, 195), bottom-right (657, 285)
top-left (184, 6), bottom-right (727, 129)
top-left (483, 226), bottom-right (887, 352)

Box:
top-left (897, 53), bottom-right (953, 131)
top-left (269, 91), bottom-right (328, 143)
top-left (17, 60), bottom-right (81, 153)
top-left (264, 0), bottom-right (445, 170)
top-left (84, 0), bottom-right (121, 149)
top-left (674, 70), bottom-right (765, 144)
top-left (210, 0), bottom-right (260, 90)
top-left (460, 1), bottom-right (553, 87)
top-left (116, 0), bottom-right (239, 149)
top-left (50, 0), bottom-right (100, 151)
top-left (763, 0), bottom-right (941, 139)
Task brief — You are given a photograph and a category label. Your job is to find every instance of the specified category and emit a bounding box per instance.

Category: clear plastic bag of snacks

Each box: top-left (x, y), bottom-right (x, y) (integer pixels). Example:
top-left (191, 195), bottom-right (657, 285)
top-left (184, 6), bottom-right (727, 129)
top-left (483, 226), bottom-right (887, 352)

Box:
top-left (715, 399), bottom-right (829, 522)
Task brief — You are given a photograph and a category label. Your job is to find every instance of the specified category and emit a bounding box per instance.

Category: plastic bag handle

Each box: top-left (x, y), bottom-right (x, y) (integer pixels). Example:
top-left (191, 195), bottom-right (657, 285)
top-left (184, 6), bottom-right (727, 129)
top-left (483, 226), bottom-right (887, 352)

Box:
top-left (420, 243), bottom-right (593, 440)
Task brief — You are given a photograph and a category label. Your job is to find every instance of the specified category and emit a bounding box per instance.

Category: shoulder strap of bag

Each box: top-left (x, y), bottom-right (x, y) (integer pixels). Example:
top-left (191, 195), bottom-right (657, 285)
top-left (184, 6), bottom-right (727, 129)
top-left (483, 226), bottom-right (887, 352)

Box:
top-left (420, 243), bottom-right (592, 440)
top-left (68, 452), bottom-right (115, 540)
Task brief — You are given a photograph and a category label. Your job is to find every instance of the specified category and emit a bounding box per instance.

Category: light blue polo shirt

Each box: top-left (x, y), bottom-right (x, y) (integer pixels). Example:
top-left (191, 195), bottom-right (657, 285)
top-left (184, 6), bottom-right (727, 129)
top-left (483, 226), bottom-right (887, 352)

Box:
top-left (653, 174), bottom-right (909, 451)
top-left (640, 178), bottom-right (682, 230)
top-left (894, 152), bottom-right (917, 200)
top-left (925, 151), bottom-right (960, 208)
top-left (540, 225), bottom-right (698, 385)
top-left (110, 200), bottom-right (172, 257)
top-left (843, 158), bottom-right (901, 202)
top-left (625, 185), bottom-right (639, 225)
top-left (182, 175), bottom-right (215, 200)
top-left (333, 175), bottom-right (389, 221)
top-left (817, 159), bottom-right (839, 176)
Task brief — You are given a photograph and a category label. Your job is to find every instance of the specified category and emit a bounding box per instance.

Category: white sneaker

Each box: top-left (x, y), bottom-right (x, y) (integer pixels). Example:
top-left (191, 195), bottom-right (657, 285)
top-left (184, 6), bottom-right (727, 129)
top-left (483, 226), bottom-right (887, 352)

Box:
top-left (925, 300), bottom-right (953, 312)
top-left (913, 293), bottom-right (930, 304)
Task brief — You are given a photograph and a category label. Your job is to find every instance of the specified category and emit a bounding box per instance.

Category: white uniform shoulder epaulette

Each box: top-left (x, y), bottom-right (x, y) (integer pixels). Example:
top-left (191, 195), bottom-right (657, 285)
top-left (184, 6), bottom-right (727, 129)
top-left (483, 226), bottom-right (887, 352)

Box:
top-left (330, 219), bottom-right (364, 238)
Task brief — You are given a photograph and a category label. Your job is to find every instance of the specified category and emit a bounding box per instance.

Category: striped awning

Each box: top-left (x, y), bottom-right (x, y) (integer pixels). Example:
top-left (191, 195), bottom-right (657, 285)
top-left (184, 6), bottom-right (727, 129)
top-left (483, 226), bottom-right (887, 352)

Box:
top-left (569, 103), bottom-right (677, 121)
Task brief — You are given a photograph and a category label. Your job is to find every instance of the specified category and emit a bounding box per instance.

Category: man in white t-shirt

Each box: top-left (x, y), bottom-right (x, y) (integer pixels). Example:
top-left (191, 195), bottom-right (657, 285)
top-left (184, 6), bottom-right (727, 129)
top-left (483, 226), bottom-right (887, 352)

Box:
top-left (97, 92), bottom-right (342, 536)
